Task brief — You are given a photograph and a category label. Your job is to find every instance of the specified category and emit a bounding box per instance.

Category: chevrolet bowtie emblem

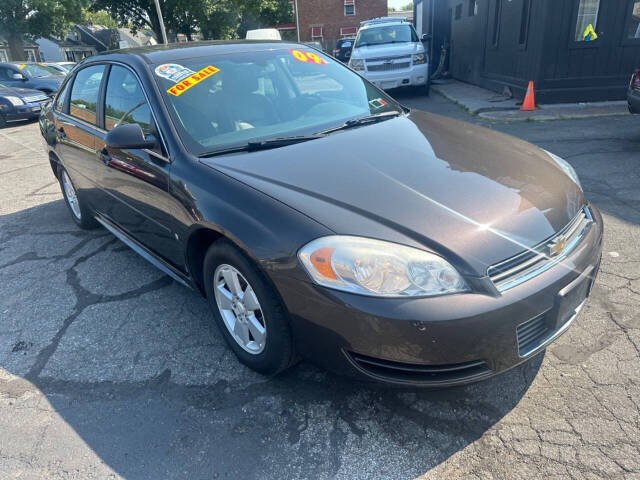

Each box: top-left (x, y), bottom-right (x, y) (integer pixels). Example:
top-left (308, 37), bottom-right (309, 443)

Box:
top-left (548, 237), bottom-right (567, 257)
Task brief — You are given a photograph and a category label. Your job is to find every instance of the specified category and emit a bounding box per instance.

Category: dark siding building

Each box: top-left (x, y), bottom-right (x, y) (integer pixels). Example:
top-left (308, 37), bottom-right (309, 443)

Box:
top-left (415, 0), bottom-right (640, 103)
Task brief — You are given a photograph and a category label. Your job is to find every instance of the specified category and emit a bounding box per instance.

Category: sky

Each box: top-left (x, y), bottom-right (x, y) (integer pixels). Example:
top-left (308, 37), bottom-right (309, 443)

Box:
top-left (388, 0), bottom-right (412, 10)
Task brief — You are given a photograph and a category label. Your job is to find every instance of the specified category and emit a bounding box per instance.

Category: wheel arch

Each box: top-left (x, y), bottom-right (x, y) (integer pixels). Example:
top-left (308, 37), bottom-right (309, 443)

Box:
top-left (185, 226), bottom-right (225, 295)
top-left (49, 150), bottom-right (61, 179)
top-left (184, 224), bottom-right (292, 311)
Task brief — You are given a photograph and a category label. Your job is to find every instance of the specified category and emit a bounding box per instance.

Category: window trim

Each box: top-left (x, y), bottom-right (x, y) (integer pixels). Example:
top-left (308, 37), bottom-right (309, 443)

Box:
top-left (468, 0), bottom-right (477, 17)
top-left (344, 0), bottom-right (355, 17)
top-left (340, 26), bottom-right (358, 36)
top-left (311, 26), bottom-right (323, 39)
top-left (569, 0), bottom-right (603, 49)
top-left (454, 3), bottom-right (462, 20)
top-left (518, 0), bottom-right (532, 50)
top-left (621, 0), bottom-right (640, 45)
top-left (490, 0), bottom-right (502, 49)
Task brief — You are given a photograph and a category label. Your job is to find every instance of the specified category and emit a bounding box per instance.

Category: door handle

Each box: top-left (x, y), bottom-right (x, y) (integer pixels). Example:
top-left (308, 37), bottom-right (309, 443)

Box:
top-left (99, 148), bottom-right (111, 165)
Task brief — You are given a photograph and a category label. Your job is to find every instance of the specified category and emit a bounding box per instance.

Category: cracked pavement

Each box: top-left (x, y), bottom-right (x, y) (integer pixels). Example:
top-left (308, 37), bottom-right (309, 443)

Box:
top-left (1, 94), bottom-right (639, 479)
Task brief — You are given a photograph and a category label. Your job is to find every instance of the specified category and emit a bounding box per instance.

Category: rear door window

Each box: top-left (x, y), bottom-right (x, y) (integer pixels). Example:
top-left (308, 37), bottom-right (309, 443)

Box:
top-left (69, 65), bottom-right (105, 125)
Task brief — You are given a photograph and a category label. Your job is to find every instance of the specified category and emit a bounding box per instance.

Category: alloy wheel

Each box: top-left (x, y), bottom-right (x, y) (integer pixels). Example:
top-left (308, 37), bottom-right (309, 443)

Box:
top-left (62, 171), bottom-right (81, 220)
top-left (213, 264), bottom-right (267, 354)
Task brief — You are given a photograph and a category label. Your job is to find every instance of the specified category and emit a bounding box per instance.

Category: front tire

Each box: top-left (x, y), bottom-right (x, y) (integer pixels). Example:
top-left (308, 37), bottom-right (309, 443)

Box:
top-left (204, 240), bottom-right (295, 375)
top-left (57, 166), bottom-right (99, 229)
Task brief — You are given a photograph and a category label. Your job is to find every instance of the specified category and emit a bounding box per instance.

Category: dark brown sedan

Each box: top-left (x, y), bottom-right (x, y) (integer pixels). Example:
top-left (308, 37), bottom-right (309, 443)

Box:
top-left (39, 41), bottom-right (602, 386)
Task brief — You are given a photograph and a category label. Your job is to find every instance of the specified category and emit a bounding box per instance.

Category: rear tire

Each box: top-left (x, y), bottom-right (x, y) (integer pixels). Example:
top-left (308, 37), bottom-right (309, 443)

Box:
top-left (57, 165), bottom-right (99, 230)
top-left (203, 240), bottom-right (295, 375)
top-left (0, 114), bottom-right (6, 128)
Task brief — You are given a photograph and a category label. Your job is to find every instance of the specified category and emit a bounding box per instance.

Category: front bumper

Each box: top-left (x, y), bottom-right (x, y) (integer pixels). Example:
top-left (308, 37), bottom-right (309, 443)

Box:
top-left (628, 88), bottom-right (640, 114)
top-left (1, 102), bottom-right (44, 122)
top-left (359, 63), bottom-right (429, 90)
top-left (277, 205), bottom-right (603, 387)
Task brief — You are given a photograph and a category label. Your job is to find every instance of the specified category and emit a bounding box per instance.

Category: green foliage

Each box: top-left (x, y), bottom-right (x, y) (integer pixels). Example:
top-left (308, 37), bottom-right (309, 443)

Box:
top-left (83, 9), bottom-right (118, 28)
top-left (0, 0), bottom-right (89, 39)
top-left (90, 0), bottom-right (294, 42)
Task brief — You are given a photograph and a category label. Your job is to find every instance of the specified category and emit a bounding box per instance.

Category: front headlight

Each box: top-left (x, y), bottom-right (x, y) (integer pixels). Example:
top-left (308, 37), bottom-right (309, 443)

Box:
top-left (298, 236), bottom-right (469, 297)
top-left (5, 96), bottom-right (24, 106)
top-left (349, 58), bottom-right (365, 71)
top-left (412, 53), bottom-right (426, 65)
top-left (543, 149), bottom-right (582, 190)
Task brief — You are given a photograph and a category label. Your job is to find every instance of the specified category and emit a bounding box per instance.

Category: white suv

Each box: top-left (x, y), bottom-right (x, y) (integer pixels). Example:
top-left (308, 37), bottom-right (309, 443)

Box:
top-left (348, 17), bottom-right (430, 94)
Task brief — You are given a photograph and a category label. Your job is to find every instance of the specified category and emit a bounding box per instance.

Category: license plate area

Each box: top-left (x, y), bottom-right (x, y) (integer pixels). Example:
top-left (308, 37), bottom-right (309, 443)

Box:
top-left (555, 264), bottom-right (595, 328)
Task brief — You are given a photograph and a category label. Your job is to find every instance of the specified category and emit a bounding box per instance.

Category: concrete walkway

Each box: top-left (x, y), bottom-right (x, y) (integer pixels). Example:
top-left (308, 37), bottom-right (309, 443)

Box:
top-left (431, 79), bottom-right (630, 121)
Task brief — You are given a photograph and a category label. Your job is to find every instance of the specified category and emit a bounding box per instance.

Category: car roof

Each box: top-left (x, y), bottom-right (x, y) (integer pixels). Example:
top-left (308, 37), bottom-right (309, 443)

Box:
top-left (360, 21), bottom-right (408, 30)
top-left (92, 40), bottom-right (307, 65)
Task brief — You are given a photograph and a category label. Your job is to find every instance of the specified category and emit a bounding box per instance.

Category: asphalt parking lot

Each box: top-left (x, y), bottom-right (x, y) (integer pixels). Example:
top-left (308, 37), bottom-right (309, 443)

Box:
top-left (1, 92), bottom-right (639, 479)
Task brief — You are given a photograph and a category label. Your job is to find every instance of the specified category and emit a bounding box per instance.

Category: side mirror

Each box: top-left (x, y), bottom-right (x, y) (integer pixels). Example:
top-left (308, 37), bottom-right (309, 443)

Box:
top-left (421, 33), bottom-right (433, 42)
top-left (11, 73), bottom-right (26, 80)
top-left (105, 123), bottom-right (156, 150)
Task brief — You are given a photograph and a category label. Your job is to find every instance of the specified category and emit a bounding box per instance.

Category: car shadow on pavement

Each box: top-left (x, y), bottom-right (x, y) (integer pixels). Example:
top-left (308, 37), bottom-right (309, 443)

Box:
top-left (1, 199), bottom-right (543, 480)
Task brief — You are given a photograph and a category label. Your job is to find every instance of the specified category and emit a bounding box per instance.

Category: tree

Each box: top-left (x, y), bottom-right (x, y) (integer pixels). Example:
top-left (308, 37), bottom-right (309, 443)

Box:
top-left (91, 0), bottom-right (293, 42)
top-left (0, 0), bottom-right (88, 61)
top-left (83, 9), bottom-right (118, 29)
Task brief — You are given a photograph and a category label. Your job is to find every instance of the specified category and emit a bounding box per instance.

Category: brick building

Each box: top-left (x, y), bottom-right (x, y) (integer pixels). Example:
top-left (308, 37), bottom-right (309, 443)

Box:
top-left (282, 0), bottom-right (388, 50)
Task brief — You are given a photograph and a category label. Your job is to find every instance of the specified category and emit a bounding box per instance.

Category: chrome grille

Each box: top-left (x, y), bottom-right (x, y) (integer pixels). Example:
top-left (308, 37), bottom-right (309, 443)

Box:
top-left (367, 62), bottom-right (411, 72)
top-left (348, 352), bottom-right (492, 384)
top-left (488, 207), bottom-right (593, 292)
top-left (23, 94), bottom-right (49, 103)
top-left (365, 54), bottom-right (411, 62)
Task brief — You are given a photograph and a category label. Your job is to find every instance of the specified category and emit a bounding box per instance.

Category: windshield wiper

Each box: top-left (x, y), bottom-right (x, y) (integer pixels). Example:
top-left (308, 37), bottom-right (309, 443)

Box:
top-left (199, 133), bottom-right (326, 158)
top-left (321, 111), bottom-right (402, 134)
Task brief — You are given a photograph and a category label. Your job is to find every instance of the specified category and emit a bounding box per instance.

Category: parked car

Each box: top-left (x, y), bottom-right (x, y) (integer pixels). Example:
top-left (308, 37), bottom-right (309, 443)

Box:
top-left (0, 82), bottom-right (50, 128)
top-left (0, 63), bottom-right (64, 96)
top-left (349, 17), bottom-right (431, 94)
top-left (44, 62), bottom-right (76, 75)
top-left (628, 62), bottom-right (640, 114)
top-left (40, 41), bottom-right (602, 387)
top-left (246, 28), bottom-right (281, 40)
top-left (303, 41), bottom-right (324, 52)
top-left (44, 63), bottom-right (69, 75)
top-left (333, 37), bottom-right (355, 63)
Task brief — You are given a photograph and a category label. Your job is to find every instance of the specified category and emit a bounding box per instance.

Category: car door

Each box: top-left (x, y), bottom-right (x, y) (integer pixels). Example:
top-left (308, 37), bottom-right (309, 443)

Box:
top-left (53, 64), bottom-right (106, 200)
top-left (93, 64), bottom-right (183, 268)
top-left (0, 65), bottom-right (24, 89)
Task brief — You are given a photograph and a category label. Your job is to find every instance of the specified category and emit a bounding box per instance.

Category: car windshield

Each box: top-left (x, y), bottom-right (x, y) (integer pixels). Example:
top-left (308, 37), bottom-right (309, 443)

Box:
top-left (19, 63), bottom-right (60, 77)
top-left (355, 24), bottom-right (418, 47)
top-left (153, 48), bottom-right (402, 156)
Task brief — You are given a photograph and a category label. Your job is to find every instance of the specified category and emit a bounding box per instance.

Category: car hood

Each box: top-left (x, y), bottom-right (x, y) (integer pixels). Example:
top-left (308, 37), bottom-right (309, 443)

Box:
top-left (351, 42), bottom-right (423, 59)
top-left (31, 76), bottom-right (64, 87)
top-left (0, 86), bottom-right (46, 96)
top-left (201, 111), bottom-right (584, 276)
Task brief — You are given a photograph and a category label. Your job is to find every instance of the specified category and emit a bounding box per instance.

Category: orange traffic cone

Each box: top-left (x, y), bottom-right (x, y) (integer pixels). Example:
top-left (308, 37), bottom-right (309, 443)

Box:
top-left (521, 81), bottom-right (536, 111)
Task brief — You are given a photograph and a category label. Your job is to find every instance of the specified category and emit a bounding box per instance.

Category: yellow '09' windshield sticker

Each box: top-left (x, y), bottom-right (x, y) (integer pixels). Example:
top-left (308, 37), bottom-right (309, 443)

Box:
top-left (166, 65), bottom-right (219, 96)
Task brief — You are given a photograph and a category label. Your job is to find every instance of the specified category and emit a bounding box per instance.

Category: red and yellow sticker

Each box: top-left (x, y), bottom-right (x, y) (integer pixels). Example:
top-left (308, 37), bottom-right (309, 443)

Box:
top-left (166, 65), bottom-right (219, 96)
top-left (289, 49), bottom-right (327, 65)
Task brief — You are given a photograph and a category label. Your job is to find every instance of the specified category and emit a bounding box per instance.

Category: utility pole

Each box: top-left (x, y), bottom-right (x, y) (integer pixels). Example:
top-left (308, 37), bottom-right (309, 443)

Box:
top-left (154, 0), bottom-right (168, 45)
top-left (294, 0), bottom-right (300, 42)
